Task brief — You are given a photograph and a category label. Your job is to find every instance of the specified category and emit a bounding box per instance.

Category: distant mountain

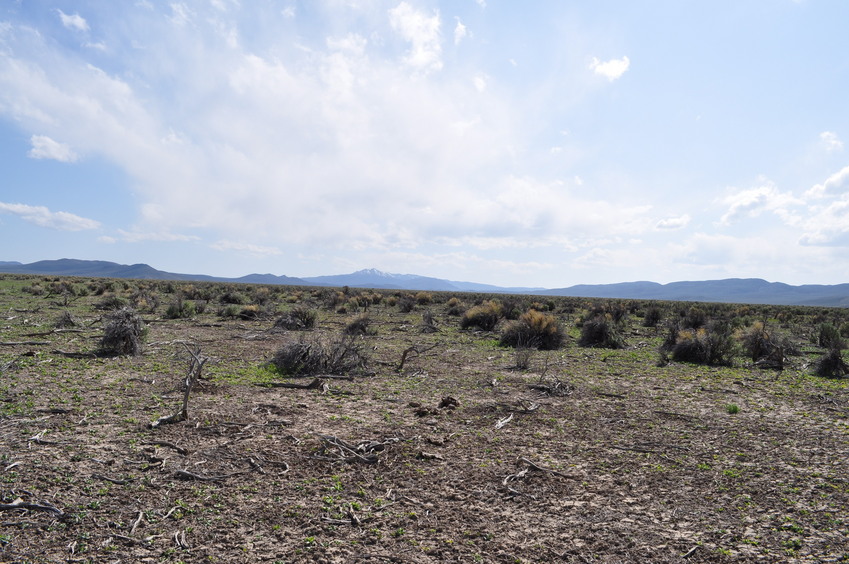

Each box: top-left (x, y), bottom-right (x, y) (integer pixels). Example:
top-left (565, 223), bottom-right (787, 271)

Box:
top-left (301, 269), bottom-right (544, 293)
top-left (541, 278), bottom-right (849, 307)
top-left (1, 259), bottom-right (847, 306)
top-left (0, 259), bottom-right (309, 286)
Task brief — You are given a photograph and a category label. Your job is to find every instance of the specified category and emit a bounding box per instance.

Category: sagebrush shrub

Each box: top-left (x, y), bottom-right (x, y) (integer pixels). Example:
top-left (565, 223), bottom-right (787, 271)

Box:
top-left (578, 314), bottom-right (625, 349)
top-left (817, 323), bottom-right (845, 350)
top-left (669, 322), bottom-right (735, 366)
top-left (344, 314), bottom-right (373, 336)
top-left (814, 348), bottom-right (849, 378)
top-left (273, 306), bottom-right (317, 331)
top-left (460, 300), bottom-right (502, 331)
top-left (500, 310), bottom-right (564, 350)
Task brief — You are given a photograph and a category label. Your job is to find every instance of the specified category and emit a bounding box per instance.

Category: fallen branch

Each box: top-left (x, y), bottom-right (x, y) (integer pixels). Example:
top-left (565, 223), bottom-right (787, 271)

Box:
top-left (173, 469), bottom-right (244, 482)
top-left (0, 497), bottom-right (64, 517)
top-left (144, 440), bottom-right (189, 455)
top-left (0, 341), bottom-right (51, 346)
top-left (259, 377), bottom-right (328, 391)
top-left (494, 413), bottom-right (514, 429)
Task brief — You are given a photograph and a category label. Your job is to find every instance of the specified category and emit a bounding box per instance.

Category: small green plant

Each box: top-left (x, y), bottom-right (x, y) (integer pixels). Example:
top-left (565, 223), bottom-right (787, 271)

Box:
top-left (726, 403), bottom-right (740, 414)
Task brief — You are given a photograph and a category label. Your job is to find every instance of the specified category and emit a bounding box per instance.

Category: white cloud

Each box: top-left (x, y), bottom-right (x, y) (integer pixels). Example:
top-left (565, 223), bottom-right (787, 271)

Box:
top-left (211, 240), bottom-right (282, 256)
top-left (589, 56), bottom-right (630, 81)
top-left (807, 165), bottom-right (849, 199)
top-left (473, 73), bottom-right (486, 92)
top-left (389, 2), bottom-right (442, 72)
top-left (719, 182), bottom-right (802, 225)
top-left (474, 0), bottom-right (486, 8)
top-left (798, 197), bottom-right (849, 246)
top-left (454, 18), bottom-right (467, 45)
top-left (28, 135), bottom-right (78, 162)
top-left (820, 131), bottom-right (843, 152)
top-left (57, 10), bottom-right (89, 33)
top-left (117, 229), bottom-right (199, 243)
top-left (655, 214), bottom-right (691, 230)
top-left (169, 3), bottom-right (193, 27)
top-left (0, 202), bottom-right (99, 231)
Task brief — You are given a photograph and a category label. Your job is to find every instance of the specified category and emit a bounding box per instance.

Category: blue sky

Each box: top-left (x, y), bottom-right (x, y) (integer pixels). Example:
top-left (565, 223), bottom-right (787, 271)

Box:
top-left (2, 1), bottom-right (849, 287)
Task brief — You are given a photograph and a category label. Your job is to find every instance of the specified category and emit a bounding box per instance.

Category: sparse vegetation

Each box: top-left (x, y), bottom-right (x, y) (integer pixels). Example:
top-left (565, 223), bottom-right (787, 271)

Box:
top-left (1, 273), bottom-right (848, 562)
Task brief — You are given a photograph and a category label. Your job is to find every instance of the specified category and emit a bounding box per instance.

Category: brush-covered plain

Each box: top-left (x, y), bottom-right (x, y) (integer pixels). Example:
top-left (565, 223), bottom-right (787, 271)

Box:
top-left (0, 275), bottom-right (848, 563)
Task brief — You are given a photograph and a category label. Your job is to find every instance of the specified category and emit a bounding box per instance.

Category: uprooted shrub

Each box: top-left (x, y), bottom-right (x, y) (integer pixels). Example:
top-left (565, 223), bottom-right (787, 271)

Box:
top-left (269, 335), bottom-right (369, 377)
top-left (500, 309), bottom-right (565, 350)
top-left (460, 300), bottom-right (502, 331)
top-left (667, 321), bottom-right (736, 366)
top-left (273, 306), bottom-right (317, 331)
top-left (578, 314), bottom-right (625, 349)
top-left (100, 307), bottom-right (146, 356)
top-left (814, 348), bottom-right (849, 378)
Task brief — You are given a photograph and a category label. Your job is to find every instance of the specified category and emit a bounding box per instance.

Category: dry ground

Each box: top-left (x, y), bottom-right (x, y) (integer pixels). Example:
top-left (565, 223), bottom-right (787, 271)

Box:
top-left (1, 278), bottom-right (848, 563)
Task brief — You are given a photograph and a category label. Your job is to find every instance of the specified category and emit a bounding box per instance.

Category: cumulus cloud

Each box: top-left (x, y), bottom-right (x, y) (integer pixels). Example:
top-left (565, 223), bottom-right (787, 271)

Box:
top-left (28, 135), bottom-right (78, 162)
top-left (454, 18), bottom-right (467, 45)
top-left (655, 214), bottom-right (690, 230)
top-left (57, 10), bottom-right (89, 33)
top-left (589, 56), bottom-right (630, 81)
top-left (806, 165), bottom-right (849, 199)
top-left (719, 182), bottom-right (802, 225)
top-left (389, 2), bottom-right (442, 72)
top-left (820, 131), bottom-right (843, 152)
top-left (211, 240), bottom-right (282, 256)
top-left (0, 202), bottom-right (99, 231)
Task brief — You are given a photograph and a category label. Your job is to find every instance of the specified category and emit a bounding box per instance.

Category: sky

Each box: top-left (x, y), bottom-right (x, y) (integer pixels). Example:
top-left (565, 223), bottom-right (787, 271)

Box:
top-left (2, 1), bottom-right (849, 288)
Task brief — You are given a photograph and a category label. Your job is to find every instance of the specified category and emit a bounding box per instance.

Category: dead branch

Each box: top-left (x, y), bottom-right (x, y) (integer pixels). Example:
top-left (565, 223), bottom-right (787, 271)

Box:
top-left (0, 497), bottom-right (64, 517)
top-left (149, 344), bottom-right (207, 428)
top-left (259, 377), bottom-right (328, 391)
top-left (144, 440), bottom-right (189, 455)
top-left (173, 469), bottom-right (244, 482)
top-left (494, 413), bottom-right (514, 429)
top-left (396, 343), bottom-right (439, 372)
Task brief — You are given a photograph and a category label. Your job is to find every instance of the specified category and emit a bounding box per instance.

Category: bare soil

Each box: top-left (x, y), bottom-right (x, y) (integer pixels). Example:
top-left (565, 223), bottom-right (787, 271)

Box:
top-left (1, 279), bottom-right (848, 563)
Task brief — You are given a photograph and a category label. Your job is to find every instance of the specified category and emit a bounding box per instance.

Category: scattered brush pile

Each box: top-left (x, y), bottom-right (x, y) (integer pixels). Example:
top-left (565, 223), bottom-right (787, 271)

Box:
top-left (100, 307), bottom-right (146, 356)
top-left (269, 335), bottom-right (370, 377)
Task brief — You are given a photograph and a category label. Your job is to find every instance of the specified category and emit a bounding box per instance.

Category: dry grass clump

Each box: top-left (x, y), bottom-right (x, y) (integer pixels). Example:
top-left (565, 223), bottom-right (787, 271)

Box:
top-left (100, 307), bottom-right (145, 356)
top-left (269, 335), bottom-right (369, 377)
top-left (460, 300), bottom-right (502, 331)
top-left (500, 309), bottom-right (564, 350)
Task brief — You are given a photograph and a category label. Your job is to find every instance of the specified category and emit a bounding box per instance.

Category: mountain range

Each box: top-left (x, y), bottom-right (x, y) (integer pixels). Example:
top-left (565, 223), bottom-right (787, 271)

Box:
top-left (1, 258), bottom-right (847, 307)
